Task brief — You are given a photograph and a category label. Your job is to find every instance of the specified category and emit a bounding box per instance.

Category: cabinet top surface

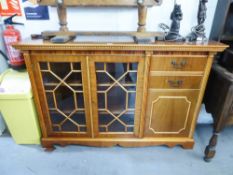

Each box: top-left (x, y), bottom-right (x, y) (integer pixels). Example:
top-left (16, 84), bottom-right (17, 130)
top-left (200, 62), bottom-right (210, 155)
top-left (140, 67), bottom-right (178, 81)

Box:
top-left (14, 39), bottom-right (228, 52)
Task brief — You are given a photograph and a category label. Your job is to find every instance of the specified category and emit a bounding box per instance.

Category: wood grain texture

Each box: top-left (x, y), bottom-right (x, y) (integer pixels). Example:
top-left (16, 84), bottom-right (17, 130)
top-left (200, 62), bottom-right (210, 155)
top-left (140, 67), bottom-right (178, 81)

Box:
top-left (149, 76), bottom-right (203, 89)
top-left (16, 40), bottom-right (227, 149)
top-left (32, 54), bottom-right (92, 137)
top-left (144, 90), bottom-right (198, 137)
top-left (37, 0), bottom-right (162, 6)
top-left (138, 52), bottom-right (152, 138)
top-left (14, 40), bottom-right (228, 52)
top-left (189, 54), bottom-right (215, 138)
top-left (41, 137), bottom-right (194, 149)
top-left (23, 52), bottom-right (48, 138)
top-left (150, 56), bottom-right (207, 72)
top-left (88, 55), bottom-right (145, 138)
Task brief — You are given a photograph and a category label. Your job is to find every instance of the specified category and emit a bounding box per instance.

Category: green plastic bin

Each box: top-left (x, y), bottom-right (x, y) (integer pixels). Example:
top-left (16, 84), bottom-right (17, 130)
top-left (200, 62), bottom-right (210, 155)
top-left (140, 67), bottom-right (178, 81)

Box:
top-left (0, 69), bottom-right (41, 144)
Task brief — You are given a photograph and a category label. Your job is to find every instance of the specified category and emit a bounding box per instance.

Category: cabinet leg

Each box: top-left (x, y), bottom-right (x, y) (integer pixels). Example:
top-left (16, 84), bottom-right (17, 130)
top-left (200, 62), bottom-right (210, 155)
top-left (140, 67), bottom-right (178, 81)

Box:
top-left (42, 143), bottom-right (56, 152)
top-left (204, 132), bottom-right (219, 162)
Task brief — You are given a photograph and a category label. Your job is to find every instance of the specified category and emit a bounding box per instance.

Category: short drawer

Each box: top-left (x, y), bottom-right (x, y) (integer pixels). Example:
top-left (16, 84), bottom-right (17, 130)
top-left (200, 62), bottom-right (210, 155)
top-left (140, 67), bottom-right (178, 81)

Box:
top-left (150, 57), bottom-right (207, 72)
top-left (149, 76), bottom-right (203, 89)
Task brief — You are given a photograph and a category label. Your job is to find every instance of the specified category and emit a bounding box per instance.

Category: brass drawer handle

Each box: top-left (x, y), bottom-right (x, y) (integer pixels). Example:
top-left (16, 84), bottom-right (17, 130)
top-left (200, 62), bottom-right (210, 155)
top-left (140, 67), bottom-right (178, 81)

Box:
top-left (171, 60), bottom-right (187, 69)
top-left (167, 80), bottom-right (183, 88)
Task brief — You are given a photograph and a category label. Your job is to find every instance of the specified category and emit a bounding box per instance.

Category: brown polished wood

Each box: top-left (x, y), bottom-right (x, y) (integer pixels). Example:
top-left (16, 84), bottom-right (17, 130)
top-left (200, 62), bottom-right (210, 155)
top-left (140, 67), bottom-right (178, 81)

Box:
top-left (145, 90), bottom-right (199, 138)
top-left (14, 40), bottom-right (227, 150)
top-left (204, 62), bottom-right (233, 162)
top-left (57, 2), bottom-right (68, 31)
top-left (150, 56), bottom-right (208, 72)
top-left (37, 0), bottom-right (162, 6)
top-left (148, 76), bottom-right (202, 89)
top-left (36, 0), bottom-right (162, 42)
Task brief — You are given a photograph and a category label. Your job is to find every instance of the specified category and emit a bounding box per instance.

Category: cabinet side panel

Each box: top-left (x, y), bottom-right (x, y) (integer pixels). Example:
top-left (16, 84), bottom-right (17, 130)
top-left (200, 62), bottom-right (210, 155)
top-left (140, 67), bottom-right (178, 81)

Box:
top-left (189, 54), bottom-right (215, 137)
top-left (24, 52), bottom-right (48, 138)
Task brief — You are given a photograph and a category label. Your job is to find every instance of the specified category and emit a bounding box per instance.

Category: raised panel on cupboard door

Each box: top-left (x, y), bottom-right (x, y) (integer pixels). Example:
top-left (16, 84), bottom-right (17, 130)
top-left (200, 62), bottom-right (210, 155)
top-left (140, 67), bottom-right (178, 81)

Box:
top-left (88, 55), bottom-right (145, 138)
top-left (149, 76), bottom-right (203, 89)
top-left (150, 57), bottom-right (207, 72)
top-left (32, 55), bottom-right (92, 137)
top-left (144, 90), bottom-right (199, 137)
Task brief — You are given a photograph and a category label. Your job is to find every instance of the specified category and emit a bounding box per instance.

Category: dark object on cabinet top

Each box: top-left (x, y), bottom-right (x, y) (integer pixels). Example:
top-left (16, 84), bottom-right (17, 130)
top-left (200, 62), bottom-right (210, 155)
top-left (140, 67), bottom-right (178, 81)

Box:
top-left (165, 4), bottom-right (184, 41)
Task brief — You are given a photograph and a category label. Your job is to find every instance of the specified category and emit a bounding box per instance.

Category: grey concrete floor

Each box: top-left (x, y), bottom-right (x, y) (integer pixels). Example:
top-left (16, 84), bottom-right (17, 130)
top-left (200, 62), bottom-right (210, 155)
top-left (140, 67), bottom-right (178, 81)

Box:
top-left (0, 125), bottom-right (233, 175)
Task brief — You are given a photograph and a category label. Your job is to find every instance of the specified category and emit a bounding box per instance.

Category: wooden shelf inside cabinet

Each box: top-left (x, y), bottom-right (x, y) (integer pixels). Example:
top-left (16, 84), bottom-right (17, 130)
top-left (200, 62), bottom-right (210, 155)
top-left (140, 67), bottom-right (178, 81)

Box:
top-left (14, 40), bottom-right (228, 150)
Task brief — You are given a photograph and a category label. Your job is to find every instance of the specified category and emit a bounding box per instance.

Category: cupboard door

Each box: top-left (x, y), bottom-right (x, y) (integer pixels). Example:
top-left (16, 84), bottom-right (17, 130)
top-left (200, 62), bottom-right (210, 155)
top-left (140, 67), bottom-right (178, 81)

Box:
top-left (32, 55), bottom-right (92, 137)
top-left (89, 55), bottom-right (145, 137)
top-left (144, 90), bottom-right (199, 137)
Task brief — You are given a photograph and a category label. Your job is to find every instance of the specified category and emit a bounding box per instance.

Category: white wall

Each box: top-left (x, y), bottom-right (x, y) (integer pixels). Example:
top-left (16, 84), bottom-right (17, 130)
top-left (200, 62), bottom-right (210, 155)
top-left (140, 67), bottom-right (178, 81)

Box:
top-left (14, 0), bottom-right (217, 39)
top-left (0, 0), bottom-right (218, 71)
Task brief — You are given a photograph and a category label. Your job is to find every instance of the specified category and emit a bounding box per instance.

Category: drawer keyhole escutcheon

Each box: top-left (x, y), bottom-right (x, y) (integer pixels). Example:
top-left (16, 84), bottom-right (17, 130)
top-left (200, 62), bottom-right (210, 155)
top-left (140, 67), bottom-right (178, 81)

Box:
top-left (171, 60), bottom-right (187, 69)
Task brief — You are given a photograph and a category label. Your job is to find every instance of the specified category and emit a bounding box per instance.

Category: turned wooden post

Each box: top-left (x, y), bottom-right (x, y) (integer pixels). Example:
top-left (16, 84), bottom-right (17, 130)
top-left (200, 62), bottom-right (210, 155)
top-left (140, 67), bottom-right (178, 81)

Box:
top-left (204, 132), bottom-right (220, 162)
top-left (57, 0), bottom-right (68, 32)
top-left (137, 0), bottom-right (147, 32)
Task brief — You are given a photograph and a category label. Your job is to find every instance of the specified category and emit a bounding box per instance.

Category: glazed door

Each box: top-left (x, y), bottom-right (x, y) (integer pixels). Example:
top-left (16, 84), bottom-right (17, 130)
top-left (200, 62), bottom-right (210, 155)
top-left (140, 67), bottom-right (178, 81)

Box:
top-left (32, 55), bottom-right (92, 137)
top-left (144, 90), bottom-right (199, 137)
top-left (89, 55), bottom-right (145, 138)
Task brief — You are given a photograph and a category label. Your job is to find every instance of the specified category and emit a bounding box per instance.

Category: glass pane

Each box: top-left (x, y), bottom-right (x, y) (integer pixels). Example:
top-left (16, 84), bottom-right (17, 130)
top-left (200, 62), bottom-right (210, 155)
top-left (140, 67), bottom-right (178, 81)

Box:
top-left (107, 85), bottom-right (126, 115)
top-left (119, 113), bottom-right (134, 125)
top-left (42, 72), bottom-right (59, 84)
top-left (46, 92), bottom-right (55, 108)
top-left (119, 72), bottom-right (137, 84)
top-left (73, 63), bottom-right (81, 70)
top-left (99, 113), bottom-right (115, 125)
top-left (108, 120), bottom-right (125, 132)
top-left (96, 72), bottom-right (114, 84)
top-left (129, 63), bottom-right (138, 70)
top-left (70, 112), bottom-right (86, 125)
top-left (50, 111), bottom-right (65, 125)
top-left (98, 93), bottom-right (105, 109)
top-left (106, 63), bottom-right (127, 79)
top-left (55, 85), bottom-right (75, 115)
top-left (40, 62), bottom-right (87, 134)
top-left (66, 72), bottom-right (82, 84)
top-left (95, 62), bottom-right (138, 133)
top-left (76, 93), bottom-right (85, 109)
top-left (96, 63), bottom-right (104, 70)
top-left (61, 120), bottom-right (78, 132)
top-left (40, 62), bottom-right (48, 70)
top-left (128, 92), bottom-right (136, 109)
top-left (80, 126), bottom-right (87, 132)
top-left (50, 63), bottom-right (71, 79)
top-left (53, 126), bottom-right (60, 132)
top-left (44, 85), bottom-right (56, 91)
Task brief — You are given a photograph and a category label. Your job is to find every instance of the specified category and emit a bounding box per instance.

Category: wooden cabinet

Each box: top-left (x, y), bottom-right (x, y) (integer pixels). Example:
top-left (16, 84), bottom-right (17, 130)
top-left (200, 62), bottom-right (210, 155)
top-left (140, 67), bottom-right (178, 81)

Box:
top-left (14, 41), bottom-right (227, 150)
